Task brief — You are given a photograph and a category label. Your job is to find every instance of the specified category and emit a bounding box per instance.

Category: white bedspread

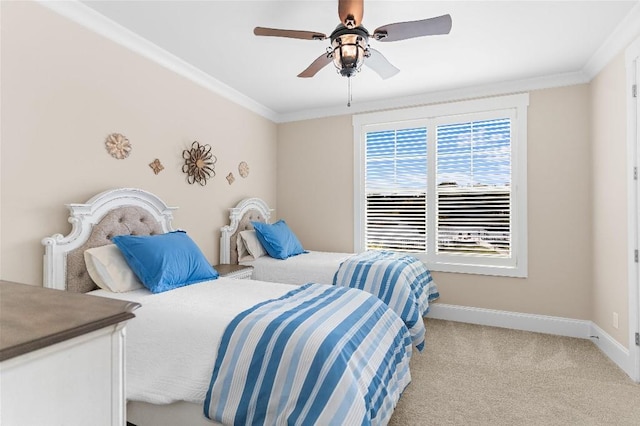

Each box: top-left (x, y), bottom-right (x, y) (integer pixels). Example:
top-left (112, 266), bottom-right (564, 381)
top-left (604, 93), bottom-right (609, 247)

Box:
top-left (91, 278), bottom-right (297, 405)
top-left (241, 250), bottom-right (352, 285)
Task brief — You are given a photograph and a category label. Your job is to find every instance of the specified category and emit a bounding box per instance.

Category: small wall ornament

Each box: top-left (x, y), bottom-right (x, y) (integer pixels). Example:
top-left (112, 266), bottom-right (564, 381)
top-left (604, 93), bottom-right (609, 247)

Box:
top-left (105, 133), bottom-right (132, 159)
top-left (226, 172), bottom-right (235, 185)
top-left (182, 141), bottom-right (216, 186)
top-left (238, 161), bottom-right (249, 178)
top-left (149, 159), bottom-right (164, 175)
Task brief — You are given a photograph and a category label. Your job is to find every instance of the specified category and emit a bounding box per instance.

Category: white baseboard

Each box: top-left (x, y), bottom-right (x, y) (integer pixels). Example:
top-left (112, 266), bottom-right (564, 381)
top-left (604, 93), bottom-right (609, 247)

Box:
top-left (427, 303), bottom-right (592, 337)
top-left (589, 322), bottom-right (634, 379)
top-left (427, 303), bottom-right (637, 381)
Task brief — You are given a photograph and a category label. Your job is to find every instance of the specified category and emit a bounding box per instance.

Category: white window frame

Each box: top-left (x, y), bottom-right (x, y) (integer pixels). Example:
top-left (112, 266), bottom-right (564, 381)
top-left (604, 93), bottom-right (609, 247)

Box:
top-left (353, 93), bottom-right (529, 277)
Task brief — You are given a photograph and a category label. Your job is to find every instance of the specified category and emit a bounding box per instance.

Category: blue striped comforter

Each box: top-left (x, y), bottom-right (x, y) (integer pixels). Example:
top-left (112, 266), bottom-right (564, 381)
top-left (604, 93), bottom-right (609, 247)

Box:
top-left (333, 251), bottom-right (440, 351)
top-left (205, 283), bottom-right (412, 425)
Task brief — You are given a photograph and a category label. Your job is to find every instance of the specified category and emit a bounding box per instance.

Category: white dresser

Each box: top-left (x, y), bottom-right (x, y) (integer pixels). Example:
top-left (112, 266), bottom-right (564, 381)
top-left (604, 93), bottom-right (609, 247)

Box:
top-left (0, 280), bottom-right (140, 426)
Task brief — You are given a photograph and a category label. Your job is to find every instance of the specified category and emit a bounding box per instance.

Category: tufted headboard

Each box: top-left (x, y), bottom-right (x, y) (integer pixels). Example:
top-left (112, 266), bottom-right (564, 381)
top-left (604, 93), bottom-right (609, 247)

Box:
top-left (219, 198), bottom-right (273, 265)
top-left (42, 188), bottom-right (177, 293)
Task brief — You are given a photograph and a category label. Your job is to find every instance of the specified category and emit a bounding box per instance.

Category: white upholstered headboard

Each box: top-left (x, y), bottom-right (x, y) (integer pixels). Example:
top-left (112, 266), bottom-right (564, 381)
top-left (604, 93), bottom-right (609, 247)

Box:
top-left (219, 198), bottom-right (273, 265)
top-left (42, 188), bottom-right (177, 292)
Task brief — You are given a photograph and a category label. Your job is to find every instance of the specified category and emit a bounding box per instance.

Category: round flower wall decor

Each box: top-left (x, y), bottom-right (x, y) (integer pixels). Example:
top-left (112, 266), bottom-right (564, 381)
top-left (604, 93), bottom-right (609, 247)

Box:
top-left (238, 161), bottom-right (249, 178)
top-left (105, 133), bottom-right (132, 159)
top-left (182, 141), bottom-right (217, 186)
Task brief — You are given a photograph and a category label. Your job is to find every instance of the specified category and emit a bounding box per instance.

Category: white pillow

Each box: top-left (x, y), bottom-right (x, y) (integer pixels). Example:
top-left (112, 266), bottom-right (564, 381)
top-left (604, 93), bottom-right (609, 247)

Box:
top-left (84, 244), bottom-right (144, 292)
top-left (237, 229), bottom-right (267, 261)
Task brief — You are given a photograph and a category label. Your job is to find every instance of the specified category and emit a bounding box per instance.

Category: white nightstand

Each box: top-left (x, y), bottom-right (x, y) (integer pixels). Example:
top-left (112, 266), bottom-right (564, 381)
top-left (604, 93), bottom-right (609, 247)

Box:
top-left (214, 264), bottom-right (254, 280)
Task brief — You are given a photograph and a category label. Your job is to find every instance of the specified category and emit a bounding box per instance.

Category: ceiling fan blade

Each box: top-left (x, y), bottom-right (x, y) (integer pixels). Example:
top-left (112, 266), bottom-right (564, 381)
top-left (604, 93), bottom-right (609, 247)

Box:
top-left (373, 14), bottom-right (452, 42)
top-left (254, 27), bottom-right (327, 41)
top-left (365, 49), bottom-right (400, 80)
top-left (298, 53), bottom-right (333, 78)
top-left (338, 0), bottom-right (364, 28)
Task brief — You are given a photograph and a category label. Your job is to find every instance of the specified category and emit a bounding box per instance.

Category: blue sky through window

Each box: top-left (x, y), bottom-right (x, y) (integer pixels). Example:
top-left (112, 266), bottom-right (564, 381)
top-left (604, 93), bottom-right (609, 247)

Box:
top-left (437, 118), bottom-right (511, 187)
top-left (366, 128), bottom-right (427, 191)
top-left (366, 118), bottom-right (511, 190)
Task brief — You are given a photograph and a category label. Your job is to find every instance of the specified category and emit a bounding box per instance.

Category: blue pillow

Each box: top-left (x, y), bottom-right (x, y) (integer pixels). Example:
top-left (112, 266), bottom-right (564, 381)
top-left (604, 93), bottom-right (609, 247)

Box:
top-left (112, 230), bottom-right (218, 293)
top-left (251, 220), bottom-right (305, 260)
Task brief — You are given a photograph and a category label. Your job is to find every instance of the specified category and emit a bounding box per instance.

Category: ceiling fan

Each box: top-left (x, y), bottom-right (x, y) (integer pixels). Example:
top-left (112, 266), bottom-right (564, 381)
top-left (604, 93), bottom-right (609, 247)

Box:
top-left (253, 0), bottom-right (452, 82)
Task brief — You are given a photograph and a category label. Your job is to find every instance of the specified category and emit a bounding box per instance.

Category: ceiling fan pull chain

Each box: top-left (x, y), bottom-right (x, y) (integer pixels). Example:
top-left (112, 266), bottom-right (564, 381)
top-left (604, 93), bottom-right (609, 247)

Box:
top-left (347, 76), bottom-right (352, 107)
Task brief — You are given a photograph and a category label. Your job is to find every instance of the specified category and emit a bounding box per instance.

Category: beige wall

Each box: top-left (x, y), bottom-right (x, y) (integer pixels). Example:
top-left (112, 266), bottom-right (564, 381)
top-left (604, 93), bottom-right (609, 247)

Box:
top-left (0, 2), bottom-right (277, 286)
top-left (278, 85), bottom-right (595, 321)
top-left (590, 53), bottom-right (630, 346)
top-left (276, 115), bottom-right (354, 252)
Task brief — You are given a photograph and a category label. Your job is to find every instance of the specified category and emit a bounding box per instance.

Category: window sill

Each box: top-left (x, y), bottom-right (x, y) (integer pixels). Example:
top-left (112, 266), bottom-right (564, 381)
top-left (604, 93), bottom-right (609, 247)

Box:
top-left (427, 260), bottom-right (527, 278)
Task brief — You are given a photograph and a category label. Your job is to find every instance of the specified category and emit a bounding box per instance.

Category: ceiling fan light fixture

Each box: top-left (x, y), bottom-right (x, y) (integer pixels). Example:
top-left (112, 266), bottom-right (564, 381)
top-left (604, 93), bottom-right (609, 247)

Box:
top-left (254, 0), bottom-right (453, 93)
top-left (330, 28), bottom-right (369, 78)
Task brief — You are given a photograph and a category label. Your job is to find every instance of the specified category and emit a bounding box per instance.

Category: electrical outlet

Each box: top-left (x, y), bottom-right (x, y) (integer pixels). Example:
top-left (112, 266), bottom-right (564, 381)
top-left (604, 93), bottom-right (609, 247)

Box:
top-left (613, 312), bottom-right (619, 329)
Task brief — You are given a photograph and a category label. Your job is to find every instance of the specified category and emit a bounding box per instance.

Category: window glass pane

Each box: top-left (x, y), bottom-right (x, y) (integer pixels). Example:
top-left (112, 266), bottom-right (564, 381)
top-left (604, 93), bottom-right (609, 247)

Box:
top-left (436, 187), bottom-right (511, 256)
top-left (366, 193), bottom-right (426, 252)
top-left (436, 118), bottom-right (512, 257)
top-left (366, 130), bottom-right (395, 158)
top-left (365, 127), bottom-right (427, 252)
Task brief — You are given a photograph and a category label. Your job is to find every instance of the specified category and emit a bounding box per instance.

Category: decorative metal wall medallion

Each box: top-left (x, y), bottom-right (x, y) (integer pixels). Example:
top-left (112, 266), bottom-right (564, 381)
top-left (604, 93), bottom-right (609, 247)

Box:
top-left (238, 161), bottom-right (249, 178)
top-left (182, 141), bottom-right (216, 185)
top-left (105, 133), bottom-right (132, 159)
top-left (149, 159), bottom-right (164, 175)
top-left (226, 172), bottom-right (235, 185)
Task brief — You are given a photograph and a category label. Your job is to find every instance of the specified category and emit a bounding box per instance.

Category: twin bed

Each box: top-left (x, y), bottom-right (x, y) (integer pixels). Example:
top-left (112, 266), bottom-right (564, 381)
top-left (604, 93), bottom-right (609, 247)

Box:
top-left (221, 197), bottom-right (439, 350)
top-left (42, 188), bottom-right (438, 425)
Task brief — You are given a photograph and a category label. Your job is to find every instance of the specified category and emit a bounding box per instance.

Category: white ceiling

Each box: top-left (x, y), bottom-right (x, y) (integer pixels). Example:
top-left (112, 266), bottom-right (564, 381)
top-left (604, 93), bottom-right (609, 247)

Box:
top-left (67, 1), bottom-right (640, 122)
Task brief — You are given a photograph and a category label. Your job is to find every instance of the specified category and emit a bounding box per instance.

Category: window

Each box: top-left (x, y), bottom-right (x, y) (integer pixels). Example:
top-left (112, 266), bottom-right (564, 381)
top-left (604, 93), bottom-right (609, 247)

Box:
top-left (353, 94), bottom-right (528, 277)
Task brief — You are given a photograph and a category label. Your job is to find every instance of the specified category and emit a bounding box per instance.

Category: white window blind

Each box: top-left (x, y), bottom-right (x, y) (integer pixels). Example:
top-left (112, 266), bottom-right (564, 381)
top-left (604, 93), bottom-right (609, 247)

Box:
top-left (354, 93), bottom-right (528, 277)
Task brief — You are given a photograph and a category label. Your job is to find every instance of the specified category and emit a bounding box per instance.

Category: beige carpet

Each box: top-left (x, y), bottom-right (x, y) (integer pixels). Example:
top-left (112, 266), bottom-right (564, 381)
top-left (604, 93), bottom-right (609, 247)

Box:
top-left (388, 319), bottom-right (640, 426)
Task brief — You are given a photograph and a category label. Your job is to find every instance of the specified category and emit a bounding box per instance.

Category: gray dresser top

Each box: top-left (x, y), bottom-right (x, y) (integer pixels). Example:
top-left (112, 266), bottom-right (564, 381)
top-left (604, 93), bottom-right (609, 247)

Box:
top-left (0, 280), bottom-right (139, 361)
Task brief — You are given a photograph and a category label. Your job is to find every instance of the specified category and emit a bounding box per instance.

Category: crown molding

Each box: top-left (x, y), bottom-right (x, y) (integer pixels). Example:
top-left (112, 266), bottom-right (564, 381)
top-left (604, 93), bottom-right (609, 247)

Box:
top-left (583, 1), bottom-right (640, 79)
top-left (37, 0), bottom-right (279, 123)
top-left (277, 70), bottom-right (590, 123)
